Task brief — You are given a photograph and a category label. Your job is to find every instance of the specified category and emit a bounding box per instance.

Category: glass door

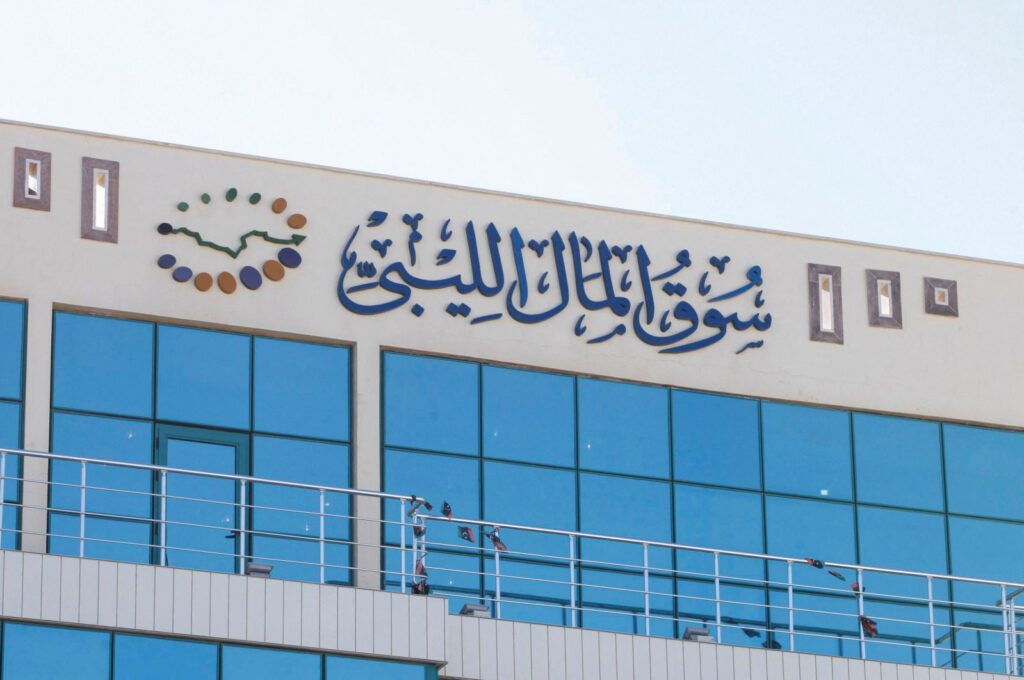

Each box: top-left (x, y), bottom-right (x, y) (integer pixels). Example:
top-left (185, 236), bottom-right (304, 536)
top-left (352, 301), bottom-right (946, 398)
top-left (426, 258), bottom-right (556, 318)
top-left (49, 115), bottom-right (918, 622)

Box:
top-left (155, 425), bottom-right (249, 573)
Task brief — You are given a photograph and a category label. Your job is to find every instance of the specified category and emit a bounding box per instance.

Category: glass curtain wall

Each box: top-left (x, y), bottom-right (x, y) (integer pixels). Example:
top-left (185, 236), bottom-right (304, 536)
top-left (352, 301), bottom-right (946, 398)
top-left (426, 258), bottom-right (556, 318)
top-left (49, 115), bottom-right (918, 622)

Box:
top-left (0, 301), bottom-right (26, 550)
top-left (48, 312), bottom-right (352, 583)
top-left (381, 351), bottom-right (1024, 672)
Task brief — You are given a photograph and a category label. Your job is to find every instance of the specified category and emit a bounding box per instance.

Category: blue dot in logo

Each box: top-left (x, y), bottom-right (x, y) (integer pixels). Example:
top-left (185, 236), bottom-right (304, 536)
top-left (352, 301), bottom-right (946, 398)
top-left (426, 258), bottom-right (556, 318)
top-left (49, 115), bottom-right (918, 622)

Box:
top-left (278, 247), bottom-right (302, 269)
top-left (157, 254), bottom-right (176, 269)
top-left (172, 266), bottom-right (193, 283)
top-left (239, 266), bottom-right (263, 290)
top-left (157, 222), bottom-right (173, 235)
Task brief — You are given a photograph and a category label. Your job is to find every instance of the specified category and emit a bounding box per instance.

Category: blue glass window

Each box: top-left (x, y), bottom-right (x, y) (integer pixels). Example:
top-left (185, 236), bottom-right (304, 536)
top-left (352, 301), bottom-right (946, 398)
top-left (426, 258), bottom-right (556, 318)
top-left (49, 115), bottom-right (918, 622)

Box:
top-left (326, 655), bottom-right (436, 680)
top-left (762, 403), bottom-right (852, 500)
top-left (674, 484), bottom-right (764, 581)
top-left (484, 558), bottom-right (574, 626)
top-left (945, 424), bottom-right (1024, 520)
top-left (578, 378), bottom-right (669, 478)
top-left (948, 515), bottom-right (1024, 606)
top-left (2, 623), bottom-right (110, 680)
top-left (50, 413), bottom-right (154, 562)
top-left (765, 496), bottom-right (855, 589)
top-left (482, 366), bottom-right (574, 467)
top-left (0, 401), bottom-right (20, 549)
top-left (579, 472), bottom-right (671, 569)
top-left (0, 301), bottom-right (25, 401)
top-left (222, 644), bottom-right (321, 680)
top-left (52, 312), bottom-right (153, 418)
top-left (156, 325), bottom-right (250, 430)
top-left (383, 449), bottom-right (479, 547)
top-left (673, 390), bottom-right (760, 489)
top-left (254, 337), bottom-right (349, 441)
top-left (579, 569), bottom-right (675, 637)
top-left (252, 435), bottom-right (351, 583)
top-left (856, 506), bottom-right (947, 601)
top-left (483, 460), bottom-right (575, 558)
top-left (114, 634), bottom-right (217, 679)
top-left (854, 414), bottom-right (943, 511)
top-left (384, 353), bottom-right (479, 455)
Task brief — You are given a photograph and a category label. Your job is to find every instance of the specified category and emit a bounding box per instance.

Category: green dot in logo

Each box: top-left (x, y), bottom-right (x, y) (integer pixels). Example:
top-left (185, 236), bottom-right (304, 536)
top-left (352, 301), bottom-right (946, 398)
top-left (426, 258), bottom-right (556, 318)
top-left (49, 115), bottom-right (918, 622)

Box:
top-left (249, 192), bottom-right (262, 205)
top-left (177, 202), bottom-right (189, 212)
top-left (201, 193), bottom-right (211, 204)
top-left (226, 188), bottom-right (238, 202)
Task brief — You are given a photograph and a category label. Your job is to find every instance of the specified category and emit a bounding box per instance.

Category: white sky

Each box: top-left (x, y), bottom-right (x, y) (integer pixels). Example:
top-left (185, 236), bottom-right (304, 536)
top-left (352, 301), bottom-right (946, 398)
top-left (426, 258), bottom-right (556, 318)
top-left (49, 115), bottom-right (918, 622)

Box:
top-left (2, 1), bottom-right (1021, 263)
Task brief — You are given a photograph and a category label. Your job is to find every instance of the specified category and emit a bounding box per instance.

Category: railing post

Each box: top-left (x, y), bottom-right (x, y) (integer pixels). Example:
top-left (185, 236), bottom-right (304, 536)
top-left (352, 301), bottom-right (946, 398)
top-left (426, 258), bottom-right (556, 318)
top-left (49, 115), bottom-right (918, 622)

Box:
top-left (857, 568), bottom-right (866, 660)
top-left (0, 450), bottom-right (7, 545)
top-left (643, 543), bottom-right (651, 637)
top-left (159, 470), bottom-right (167, 566)
top-left (494, 544), bottom-right (502, 620)
top-left (1003, 585), bottom-right (1012, 676)
top-left (927, 575), bottom-right (936, 667)
top-left (318, 489), bottom-right (326, 585)
top-left (78, 461), bottom-right (87, 558)
top-left (400, 498), bottom-right (407, 594)
top-left (787, 560), bottom-right (795, 651)
top-left (568, 535), bottom-right (577, 628)
top-left (1011, 593), bottom-right (1020, 676)
top-left (238, 480), bottom-right (247, 575)
top-left (714, 551), bottom-right (722, 641)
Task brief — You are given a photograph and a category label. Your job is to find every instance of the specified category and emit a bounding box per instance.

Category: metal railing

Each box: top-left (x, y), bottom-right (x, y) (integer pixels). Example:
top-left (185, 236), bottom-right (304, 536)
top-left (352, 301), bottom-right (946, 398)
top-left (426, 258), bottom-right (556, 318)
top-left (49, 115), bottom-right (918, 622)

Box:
top-left (0, 447), bottom-right (1022, 675)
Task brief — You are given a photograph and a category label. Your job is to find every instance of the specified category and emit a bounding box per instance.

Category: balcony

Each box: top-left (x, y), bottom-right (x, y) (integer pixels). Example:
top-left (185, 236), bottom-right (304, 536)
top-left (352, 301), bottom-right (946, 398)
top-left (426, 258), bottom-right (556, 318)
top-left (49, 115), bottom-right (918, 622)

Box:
top-left (0, 446), bottom-right (1021, 676)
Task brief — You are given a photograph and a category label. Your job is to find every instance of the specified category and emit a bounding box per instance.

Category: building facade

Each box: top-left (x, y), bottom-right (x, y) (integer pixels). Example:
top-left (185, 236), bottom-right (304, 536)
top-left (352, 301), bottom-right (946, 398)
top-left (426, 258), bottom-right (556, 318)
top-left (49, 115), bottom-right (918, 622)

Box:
top-left (0, 119), bottom-right (1021, 679)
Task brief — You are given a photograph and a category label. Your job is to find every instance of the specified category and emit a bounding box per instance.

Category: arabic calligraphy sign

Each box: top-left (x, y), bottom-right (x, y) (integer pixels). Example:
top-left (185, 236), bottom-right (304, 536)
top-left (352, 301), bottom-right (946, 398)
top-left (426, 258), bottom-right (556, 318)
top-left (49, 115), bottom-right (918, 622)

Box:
top-left (338, 211), bottom-right (772, 354)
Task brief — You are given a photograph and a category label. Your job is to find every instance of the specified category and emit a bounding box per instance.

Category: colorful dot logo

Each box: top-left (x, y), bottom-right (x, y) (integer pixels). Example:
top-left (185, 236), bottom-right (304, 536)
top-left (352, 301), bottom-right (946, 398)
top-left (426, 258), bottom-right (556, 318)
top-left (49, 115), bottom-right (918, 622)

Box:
top-left (155, 188), bottom-right (307, 294)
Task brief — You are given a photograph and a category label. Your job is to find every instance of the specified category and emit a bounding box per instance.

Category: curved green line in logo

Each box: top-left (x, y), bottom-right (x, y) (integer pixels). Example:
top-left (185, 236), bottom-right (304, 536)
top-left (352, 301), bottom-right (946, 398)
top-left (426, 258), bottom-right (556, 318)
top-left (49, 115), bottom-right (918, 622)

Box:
top-left (165, 225), bottom-right (306, 259)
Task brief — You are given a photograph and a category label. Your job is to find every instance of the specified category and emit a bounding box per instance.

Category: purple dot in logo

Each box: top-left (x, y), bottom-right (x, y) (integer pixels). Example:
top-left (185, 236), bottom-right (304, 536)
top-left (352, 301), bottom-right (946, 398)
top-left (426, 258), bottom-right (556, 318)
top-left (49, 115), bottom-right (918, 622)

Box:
top-left (239, 266), bottom-right (263, 290)
top-left (172, 266), bottom-right (193, 283)
top-left (278, 247), bottom-right (302, 269)
top-left (157, 254), bottom-right (176, 269)
top-left (157, 222), bottom-right (173, 235)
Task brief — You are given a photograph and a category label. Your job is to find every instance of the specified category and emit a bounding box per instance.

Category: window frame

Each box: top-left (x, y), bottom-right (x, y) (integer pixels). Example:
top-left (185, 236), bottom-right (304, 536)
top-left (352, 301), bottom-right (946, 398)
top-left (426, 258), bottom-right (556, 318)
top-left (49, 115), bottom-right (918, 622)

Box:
top-left (12, 147), bottom-right (51, 211)
top-left (80, 157), bottom-right (119, 242)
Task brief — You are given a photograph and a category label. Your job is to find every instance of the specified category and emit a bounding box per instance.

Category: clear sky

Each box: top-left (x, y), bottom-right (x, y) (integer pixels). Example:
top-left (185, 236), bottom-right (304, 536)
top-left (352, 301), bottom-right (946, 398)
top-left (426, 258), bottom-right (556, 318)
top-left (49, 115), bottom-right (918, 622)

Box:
top-left (2, 1), bottom-right (1021, 263)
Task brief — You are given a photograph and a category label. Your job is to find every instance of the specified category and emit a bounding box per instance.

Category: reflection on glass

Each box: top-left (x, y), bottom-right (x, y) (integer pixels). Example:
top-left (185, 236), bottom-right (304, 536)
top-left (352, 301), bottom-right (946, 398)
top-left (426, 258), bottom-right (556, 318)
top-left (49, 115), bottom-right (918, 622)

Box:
top-left (25, 158), bottom-right (40, 198)
top-left (222, 644), bottom-right (321, 680)
top-left (0, 300), bottom-right (24, 401)
top-left (762, 402), bottom-right (851, 500)
top-left (164, 438), bottom-right (238, 572)
top-left (765, 496), bottom-right (855, 589)
top-left (483, 365), bottom-right (574, 467)
top-left (578, 378), bottom-right (669, 478)
top-left (384, 353), bottom-right (479, 455)
top-left (93, 168), bottom-right (108, 231)
top-left (114, 634), bottom-right (217, 680)
top-left (673, 390), bottom-right (760, 489)
top-left (945, 424), bottom-right (1024, 520)
top-left (2, 623), bottom-right (110, 680)
top-left (853, 413), bottom-right (943, 511)
top-left (483, 460), bottom-right (575, 558)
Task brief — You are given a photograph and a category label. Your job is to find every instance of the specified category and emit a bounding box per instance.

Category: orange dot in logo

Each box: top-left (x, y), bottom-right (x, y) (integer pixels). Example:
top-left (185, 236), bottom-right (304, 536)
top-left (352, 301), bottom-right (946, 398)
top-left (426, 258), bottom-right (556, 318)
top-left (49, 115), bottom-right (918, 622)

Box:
top-left (263, 260), bottom-right (285, 281)
top-left (217, 272), bottom-right (237, 294)
top-left (271, 198), bottom-right (287, 214)
top-left (194, 272), bottom-right (213, 292)
top-left (287, 213), bottom-right (307, 229)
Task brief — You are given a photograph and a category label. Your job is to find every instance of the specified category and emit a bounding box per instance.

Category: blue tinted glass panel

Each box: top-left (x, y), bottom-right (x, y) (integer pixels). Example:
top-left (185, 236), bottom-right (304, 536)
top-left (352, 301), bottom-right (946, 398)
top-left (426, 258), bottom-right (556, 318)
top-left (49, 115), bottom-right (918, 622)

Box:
top-left (948, 516), bottom-right (1024, 606)
top-left (3, 623), bottom-right (110, 680)
top-left (164, 438), bottom-right (239, 572)
top-left (326, 655), bottom-right (434, 680)
top-left (53, 312), bottom-right (153, 417)
top-left (952, 608), bottom-right (1006, 672)
top-left (157, 325), bottom-right (250, 429)
top-left (484, 558), bottom-right (573, 626)
top-left (854, 414), bottom-right (943, 511)
top-left (254, 338), bottom-right (349, 441)
top-left (945, 424), bottom-right (1024, 520)
top-left (578, 378), bottom-right (669, 478)
top-left (483, 366), bottom-right (574, 467)
top-left (580, 570), bottom-right (675, 636)
top-left (0, 301), bottom-right (24, 400)
top-left (765, 496), bottom-right (855, 589)
top-left (0, 402), bottom-right (21, 549)
top-left (678, 581), bottom-right (767, 647)
top-left (252, 436), bottom-right (350, 583)
top-left (114, 634), bottom-right (217, 680)
top-left (384, 353), bottom-right (478, 455)
top-left (856, 506), bottom-right (947, 600)
top-left (579, 473), bottom-right (671, 569)
top-left (49, 512), bottom-right (152, 563)
top-left (762, 403), bottom-right (851, 500)
top-left (222, 644), bottom-right (320, 680)
top-left (383, 549), bottom-right (482, 614)
top-left (672, 390), bottom-right (760, 489)
top-left (483, 461), bottom-right (575, 558)
top-left (383, 449), bottom-right (479, 547)
top-left (51, 413), bottom-right (153, 517)
top-left (674, 484), bottom-right (764, 581)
